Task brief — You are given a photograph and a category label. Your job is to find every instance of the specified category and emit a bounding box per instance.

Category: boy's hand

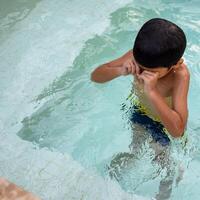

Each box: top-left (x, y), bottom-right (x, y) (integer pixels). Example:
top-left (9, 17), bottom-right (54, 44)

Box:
top-left (120, 59), bottom-right (140, 76)
top-left (137, 70), bottom-right (159, 94)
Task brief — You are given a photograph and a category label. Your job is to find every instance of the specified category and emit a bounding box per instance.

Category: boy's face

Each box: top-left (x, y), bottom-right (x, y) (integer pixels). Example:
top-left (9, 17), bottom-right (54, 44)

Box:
top-left (137, 64), bottom-right (172, 79)
top-left (133, 58), bottom-right (183, 79)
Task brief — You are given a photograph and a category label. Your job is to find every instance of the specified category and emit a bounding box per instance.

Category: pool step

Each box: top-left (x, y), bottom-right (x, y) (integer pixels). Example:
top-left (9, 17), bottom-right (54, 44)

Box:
top-left (0, 178), bottom-right (40, 200)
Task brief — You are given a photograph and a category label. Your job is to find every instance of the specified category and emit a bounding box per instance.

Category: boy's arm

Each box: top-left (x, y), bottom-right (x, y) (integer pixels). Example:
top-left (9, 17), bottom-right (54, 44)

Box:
top-left (138, 65), bottom-right (190, 138)
top-left (90, 50), bottom-right (133, 83)
top-left (171, 64), bottom-right (190, 136)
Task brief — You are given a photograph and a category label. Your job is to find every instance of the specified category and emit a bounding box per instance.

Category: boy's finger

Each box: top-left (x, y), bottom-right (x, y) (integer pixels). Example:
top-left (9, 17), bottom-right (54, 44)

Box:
top-left (137, 74), bottom-right (146, 80)
top-left (138, 73), bottom-right (151, 82)
top-left (142, 71), bottom-right (158, 78)
top-left (142, 70), bottom-right (154, 75)
top-left (127, 63), bottom-right (132, 73)
top-left (143, 70), bottom-right (159, 77)
top-left (154, 72), bottom-right (159, 77)
top-left (141, 73), bottom-right (156, 81)
top-left (135, 65), bottom-right (140, 75)
top-left (136, 75), bottom-right (143, 84)
top-left (130, 62), bottom-right (136, 74)
top-left (133, 59), bottom-right (141, 75)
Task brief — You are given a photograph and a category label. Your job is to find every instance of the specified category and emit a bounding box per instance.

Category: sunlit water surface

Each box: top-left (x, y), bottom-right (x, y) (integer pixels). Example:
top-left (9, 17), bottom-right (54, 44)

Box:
top-left (0, 0), bottom-right (200, 199)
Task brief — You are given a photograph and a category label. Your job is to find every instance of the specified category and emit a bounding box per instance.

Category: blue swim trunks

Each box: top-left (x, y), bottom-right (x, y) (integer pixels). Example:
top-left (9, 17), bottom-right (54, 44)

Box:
top-left (130, 103), bottom-right (171, 146)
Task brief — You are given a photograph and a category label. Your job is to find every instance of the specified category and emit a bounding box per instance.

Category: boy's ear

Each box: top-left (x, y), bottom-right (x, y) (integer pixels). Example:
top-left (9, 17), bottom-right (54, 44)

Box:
top-left (176, 58), bottom-right (184, 66)
top-left (178, 58), bottom-right (184, 65)
top-left (172, 58), bottom-right (184, 70)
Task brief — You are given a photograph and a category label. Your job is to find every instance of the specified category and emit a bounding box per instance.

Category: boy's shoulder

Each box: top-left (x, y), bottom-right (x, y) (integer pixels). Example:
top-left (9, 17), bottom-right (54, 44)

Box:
top-left (172, 63), bottom-right (190, 87)
top-left (174, 62), bottom-right (190, 81)
top-left (171, 62), bottom-right (190, 94)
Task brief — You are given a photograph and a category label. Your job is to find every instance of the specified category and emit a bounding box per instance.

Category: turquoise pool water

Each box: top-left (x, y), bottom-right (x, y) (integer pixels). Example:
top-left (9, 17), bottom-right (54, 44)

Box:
top-left (0, 0), bottom-right (200, 199)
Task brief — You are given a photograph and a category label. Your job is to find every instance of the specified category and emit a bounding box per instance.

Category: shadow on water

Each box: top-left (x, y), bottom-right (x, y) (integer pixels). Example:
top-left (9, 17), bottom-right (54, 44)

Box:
top-left (17, 5), bottom-right (143, 147)
top-left (0, 0), bottom-right (42, 41)
top-left (0, 0), bottom-right (41, 18)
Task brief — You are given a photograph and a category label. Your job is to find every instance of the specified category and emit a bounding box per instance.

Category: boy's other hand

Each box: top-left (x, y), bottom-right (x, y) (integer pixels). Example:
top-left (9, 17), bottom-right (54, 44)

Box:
top-left (120, 59), bottom-right (140, 76)
top-left (137, 70), bottom-right (159, 94)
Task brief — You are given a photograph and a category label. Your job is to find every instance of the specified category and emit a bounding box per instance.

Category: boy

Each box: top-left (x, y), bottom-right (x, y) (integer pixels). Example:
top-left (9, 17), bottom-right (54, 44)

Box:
top-left (90, 18), bottom-right (190, 144)
top-left (90, 18), bottom-right (190, 199)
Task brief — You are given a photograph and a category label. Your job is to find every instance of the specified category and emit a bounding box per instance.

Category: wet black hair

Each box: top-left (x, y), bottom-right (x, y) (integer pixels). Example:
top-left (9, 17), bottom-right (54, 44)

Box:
top-left (133, 18), bottom-right (186, 68)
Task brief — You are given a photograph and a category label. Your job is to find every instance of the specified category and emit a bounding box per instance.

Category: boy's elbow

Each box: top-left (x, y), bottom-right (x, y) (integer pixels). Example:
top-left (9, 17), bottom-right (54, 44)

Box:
top-left (90, 71), bottom-right (98, 82)
top-left (90, 73), bottom-right (100, 83)
top-left (172, 130), bottom-right (184, 138)
top-left (90, 71), bottom-right (105, 83)
top-left (90, 72), bottom-right (95, 82)
top-left (171, 122), bottom-right (185, 138)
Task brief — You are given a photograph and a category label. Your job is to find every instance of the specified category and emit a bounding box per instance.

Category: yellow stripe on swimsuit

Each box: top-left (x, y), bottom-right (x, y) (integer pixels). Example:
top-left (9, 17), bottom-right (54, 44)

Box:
top-left (126, 92), bottom-right (162, 122)
top-left (126, 92), bottom-right (188, 147)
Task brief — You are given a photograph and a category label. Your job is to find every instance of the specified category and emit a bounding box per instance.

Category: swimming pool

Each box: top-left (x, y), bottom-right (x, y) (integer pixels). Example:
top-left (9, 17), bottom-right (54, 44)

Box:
top-left (0, 0), bottom-right (200, 199)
